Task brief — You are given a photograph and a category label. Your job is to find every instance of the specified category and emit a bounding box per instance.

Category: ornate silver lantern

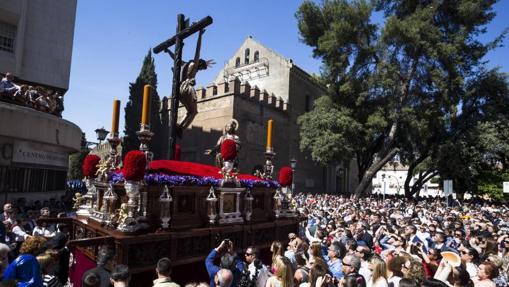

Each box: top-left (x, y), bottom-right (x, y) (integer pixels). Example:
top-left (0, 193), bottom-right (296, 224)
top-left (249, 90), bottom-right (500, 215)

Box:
top-left (101, 184), bottom-right (117, 223)
top-left (206, 187), bottom-right (218, 224)
top-left (159, 185), bottom-right (173, 229)
top-left (273, 189), bottom-right (283, 218)
top-left (124, 180), bottom-right (140, 219)
top-left (244, 189), bottom-right (254, 221)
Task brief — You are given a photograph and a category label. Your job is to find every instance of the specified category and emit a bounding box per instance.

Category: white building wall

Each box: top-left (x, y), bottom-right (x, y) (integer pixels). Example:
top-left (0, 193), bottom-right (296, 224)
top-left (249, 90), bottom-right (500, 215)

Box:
top-left (372, 167), bottom-right (440, 197)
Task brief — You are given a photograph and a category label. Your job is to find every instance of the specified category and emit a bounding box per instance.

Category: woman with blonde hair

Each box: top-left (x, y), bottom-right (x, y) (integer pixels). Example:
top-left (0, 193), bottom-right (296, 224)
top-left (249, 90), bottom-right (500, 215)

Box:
top-left (266, 255), bottom-right (294, 287)
top-left (308, 241), bottom-right (323, 261)
top-left (271, 241), bottom-right (283, 273)
top-left (367, 257), bottom-right (388, 287)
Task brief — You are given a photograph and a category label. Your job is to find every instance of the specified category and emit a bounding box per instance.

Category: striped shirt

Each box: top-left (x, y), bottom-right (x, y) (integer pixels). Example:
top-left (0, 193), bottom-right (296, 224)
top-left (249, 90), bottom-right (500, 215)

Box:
top-left (43, 274), bottom-right (62, 287)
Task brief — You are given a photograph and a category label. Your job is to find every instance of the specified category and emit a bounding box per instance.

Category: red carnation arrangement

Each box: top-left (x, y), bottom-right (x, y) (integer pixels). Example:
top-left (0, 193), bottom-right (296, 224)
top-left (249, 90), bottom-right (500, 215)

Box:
top-left (278, 166), bottom-right (293, 187)
top-left (221, 139), bottom-right (237, 161)
top-left (82, 154), bottom-right (101, 178)
top-left (122, 150), bottom-right (146, 181)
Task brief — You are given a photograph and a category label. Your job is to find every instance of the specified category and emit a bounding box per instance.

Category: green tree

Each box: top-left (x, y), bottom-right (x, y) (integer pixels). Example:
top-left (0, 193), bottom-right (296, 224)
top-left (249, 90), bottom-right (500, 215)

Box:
top-left (476, 169), bottom-right (509, 201)
top-left (68, 150), bottom-right (89, 180)
top-left (400, 69), bottom-right (509, 197)
top-left (296, 0), bottom-right (506, 197)
top-left (123, 50), bottom-right (164, 159)
top-left (431, 70), bottom-right (508, 196)
top-left (69, 133), bottom-right (90, 180)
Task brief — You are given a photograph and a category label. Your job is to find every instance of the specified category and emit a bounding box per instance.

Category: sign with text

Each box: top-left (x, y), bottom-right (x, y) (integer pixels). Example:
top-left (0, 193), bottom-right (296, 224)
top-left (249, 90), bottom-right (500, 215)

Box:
top-left (443, 180), bottom-right (453, 196)
top-left (504, 182), bottom-right (509, 194)
top-left (0, 140), bottom-right (13, 166)
top-left (12, 140), bottom-right (68, 168)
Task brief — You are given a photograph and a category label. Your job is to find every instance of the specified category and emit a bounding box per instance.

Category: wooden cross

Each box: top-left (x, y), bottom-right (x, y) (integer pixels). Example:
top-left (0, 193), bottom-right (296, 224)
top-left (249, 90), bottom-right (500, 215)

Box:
top-left (153, 14), bottom-right (213, 160)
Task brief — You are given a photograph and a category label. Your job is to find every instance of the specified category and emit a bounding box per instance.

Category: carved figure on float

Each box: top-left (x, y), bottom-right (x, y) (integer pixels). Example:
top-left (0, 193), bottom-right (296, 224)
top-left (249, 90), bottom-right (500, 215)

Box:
top-left (205, 119), bottom-right (240, 167)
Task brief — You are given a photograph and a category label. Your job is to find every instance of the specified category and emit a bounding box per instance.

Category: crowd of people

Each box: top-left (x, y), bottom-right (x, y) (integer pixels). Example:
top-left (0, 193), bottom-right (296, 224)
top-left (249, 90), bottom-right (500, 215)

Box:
top-left (0, 192), bottom-right (508, 287)
top-left (203, 194), bottom-right (509, 287)
top-left (0, 72), bottom-right (64, 117)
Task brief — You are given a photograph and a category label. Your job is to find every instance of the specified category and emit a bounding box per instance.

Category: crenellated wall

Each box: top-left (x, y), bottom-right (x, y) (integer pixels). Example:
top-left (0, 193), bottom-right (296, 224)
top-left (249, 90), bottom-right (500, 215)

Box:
top-left (183, 36), bottom-right (353, 194)
top-left (194, 78), bottom-right (288, 113)
top-left (177, 77), bottom-right (290, 176)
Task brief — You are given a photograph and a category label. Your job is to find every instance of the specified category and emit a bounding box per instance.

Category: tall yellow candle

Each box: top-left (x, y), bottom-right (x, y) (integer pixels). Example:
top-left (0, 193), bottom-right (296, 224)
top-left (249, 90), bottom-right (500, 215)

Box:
top-left (266, 119), bottom-right (273, 150)
top-left (141, 85), bottom-right (152, 125)
top-left (111, 99), bottom-right (120, 134)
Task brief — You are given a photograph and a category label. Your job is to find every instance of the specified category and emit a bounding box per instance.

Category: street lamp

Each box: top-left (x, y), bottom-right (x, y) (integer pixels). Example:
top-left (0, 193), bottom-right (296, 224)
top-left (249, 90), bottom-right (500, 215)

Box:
top-left (290, 158), bottom-right (297, 195)
top-left (381, 173), bottom-right (386, 201)
top-left (336, 165), bottom-right (344, 195)
top-left (95, 127), bottom-right (109, 144)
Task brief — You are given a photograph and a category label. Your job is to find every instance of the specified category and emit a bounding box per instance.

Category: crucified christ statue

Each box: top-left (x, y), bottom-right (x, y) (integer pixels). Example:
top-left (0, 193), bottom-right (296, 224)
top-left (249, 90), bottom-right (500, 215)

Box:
top-left (167, 29), bottom-right (215, 137)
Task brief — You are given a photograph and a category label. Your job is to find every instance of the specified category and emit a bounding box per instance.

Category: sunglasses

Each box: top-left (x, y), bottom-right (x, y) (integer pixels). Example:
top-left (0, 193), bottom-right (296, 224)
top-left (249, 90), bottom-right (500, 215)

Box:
top-left (342, 261), bottom-right (351, 267)
top-left (245, 253), bottom-right (253, 256)
top-left (461, 251), bottom-right (469, 255)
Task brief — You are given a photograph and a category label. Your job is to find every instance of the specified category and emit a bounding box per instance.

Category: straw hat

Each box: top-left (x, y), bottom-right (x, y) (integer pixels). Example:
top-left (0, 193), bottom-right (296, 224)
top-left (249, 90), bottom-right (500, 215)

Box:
top-left (441, 251), bottom-right (461, 267)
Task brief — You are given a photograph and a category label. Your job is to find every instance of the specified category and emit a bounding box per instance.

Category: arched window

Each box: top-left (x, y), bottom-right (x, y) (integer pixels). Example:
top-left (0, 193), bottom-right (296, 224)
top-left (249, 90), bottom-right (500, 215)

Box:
top-left (254, 51), bottom-right (259, 62)
top-left (235, 57), bottom-right (240, 68)
top-left (244, 48), bottom-right (250, 64)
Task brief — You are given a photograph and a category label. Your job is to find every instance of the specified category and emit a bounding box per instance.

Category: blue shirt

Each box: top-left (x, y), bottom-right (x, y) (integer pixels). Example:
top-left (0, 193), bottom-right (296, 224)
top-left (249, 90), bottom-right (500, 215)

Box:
top-left (205, 249), bottom-right (244, 287)
top-left (3, 254), bottom-right (43, 287)
top-left (327, 258), bottom-right (344, 279)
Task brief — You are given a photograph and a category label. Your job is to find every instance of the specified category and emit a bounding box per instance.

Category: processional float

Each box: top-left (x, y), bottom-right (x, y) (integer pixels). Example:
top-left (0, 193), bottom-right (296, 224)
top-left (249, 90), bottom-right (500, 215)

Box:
top-left (67, 14), bottom-right (298, 284)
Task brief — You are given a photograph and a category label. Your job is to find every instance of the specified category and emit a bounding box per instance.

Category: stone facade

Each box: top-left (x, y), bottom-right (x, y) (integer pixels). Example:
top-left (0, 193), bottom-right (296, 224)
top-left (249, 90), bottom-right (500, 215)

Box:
top-left (0, 0), bottom-right (77, 91)
top-left (0, 0), bottom-right (80, 203)
top-left (178, 37), bottom-right (359, 194)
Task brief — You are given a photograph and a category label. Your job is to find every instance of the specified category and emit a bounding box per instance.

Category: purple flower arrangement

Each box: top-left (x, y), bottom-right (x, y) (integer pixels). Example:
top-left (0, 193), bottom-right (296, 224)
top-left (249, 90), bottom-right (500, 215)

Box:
top-left (110, 171), bottom-right (280, 189)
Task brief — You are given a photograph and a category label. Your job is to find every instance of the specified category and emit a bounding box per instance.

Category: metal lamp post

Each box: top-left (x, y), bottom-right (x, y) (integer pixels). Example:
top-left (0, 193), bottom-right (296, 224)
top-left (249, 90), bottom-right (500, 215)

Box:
top-left (290, 158), bottom-right (297, 195)
top-left (336, 165), bottom-right (344, 195)
top-left (95, 127), bottom-right (109, 144)
top-left (381, 173), bottom-right (386, 201)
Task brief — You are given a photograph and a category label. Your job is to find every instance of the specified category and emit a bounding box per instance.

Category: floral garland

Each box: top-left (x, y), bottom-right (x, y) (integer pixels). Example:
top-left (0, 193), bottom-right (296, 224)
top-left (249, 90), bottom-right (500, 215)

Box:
top-left (110, 172), bottom-right (280, 188)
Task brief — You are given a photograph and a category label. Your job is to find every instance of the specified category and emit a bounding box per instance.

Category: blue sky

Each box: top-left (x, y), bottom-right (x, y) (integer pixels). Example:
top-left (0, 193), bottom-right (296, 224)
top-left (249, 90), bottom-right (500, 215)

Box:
top-left (64, 0), bottom-right (509, 142)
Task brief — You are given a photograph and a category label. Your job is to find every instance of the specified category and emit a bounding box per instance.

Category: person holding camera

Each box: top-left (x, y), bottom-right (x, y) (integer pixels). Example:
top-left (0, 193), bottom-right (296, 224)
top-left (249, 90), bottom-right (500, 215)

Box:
top-left (205, 239), bottom-right (243, 287)
top-left (404, 225), bottom-right (427, 252)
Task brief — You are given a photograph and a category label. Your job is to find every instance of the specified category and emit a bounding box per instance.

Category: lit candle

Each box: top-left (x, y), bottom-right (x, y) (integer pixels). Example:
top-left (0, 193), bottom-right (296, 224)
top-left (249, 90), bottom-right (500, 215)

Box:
top-left (111, 99), bottom-right (120, 135)
top-left (141, 85), bottom-right (152, 125)
top-left (266, 119), bottom-right (273, 150)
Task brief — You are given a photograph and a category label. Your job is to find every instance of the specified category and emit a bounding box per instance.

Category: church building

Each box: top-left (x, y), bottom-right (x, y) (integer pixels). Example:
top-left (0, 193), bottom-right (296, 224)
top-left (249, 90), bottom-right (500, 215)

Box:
top-left (178, 36), bottom-right (358, 194)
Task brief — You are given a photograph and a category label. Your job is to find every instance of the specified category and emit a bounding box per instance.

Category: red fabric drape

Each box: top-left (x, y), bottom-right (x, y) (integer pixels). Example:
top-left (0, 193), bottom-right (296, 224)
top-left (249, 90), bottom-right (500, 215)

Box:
top-left (69, 249), bottom-right (96, 287)
top-left (148, 160), bottom-right (260, 180)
